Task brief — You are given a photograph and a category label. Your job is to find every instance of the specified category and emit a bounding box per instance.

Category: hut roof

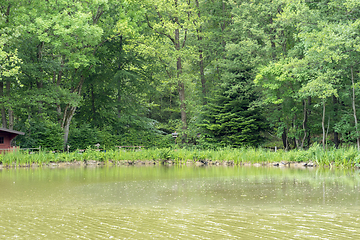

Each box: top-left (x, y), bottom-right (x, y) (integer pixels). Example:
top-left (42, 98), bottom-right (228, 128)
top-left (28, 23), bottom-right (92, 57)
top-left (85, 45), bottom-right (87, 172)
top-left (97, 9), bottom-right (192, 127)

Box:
top-left (0, 128), bottom-right (25, 135)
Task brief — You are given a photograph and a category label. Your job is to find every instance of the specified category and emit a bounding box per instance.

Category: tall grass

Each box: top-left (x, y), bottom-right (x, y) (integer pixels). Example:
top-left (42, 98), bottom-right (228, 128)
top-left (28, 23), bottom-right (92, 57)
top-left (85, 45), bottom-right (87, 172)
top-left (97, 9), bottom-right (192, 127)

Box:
top-left (0, 144), bottom-right (359, 167)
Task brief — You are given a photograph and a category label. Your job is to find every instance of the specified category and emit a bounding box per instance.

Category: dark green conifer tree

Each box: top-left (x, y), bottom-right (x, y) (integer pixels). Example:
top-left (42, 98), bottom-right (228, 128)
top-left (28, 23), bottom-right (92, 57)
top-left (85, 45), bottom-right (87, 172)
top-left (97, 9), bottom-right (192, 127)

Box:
top-left (200, 79), bottom-right (267, 147)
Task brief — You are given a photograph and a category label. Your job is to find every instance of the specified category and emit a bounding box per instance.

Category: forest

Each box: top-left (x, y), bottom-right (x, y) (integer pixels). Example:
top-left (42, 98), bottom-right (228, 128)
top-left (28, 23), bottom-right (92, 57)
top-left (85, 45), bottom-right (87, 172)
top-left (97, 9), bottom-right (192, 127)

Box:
top-left (0, 0), bottom-right (359, 151)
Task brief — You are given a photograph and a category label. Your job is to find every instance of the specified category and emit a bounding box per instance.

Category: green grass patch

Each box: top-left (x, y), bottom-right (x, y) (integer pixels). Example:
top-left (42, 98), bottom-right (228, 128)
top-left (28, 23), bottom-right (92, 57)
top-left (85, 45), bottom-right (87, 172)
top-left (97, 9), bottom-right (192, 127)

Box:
top-left (0, 145), bottom-right (359, 168)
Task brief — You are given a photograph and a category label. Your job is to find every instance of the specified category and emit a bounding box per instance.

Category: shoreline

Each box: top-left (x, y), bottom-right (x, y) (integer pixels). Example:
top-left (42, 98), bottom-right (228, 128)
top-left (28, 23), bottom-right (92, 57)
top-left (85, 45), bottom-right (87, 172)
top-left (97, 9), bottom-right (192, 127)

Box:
top-left (0, 147), bottom-right (358, 169)
top-left (0, 159), bottom-right (340, 169)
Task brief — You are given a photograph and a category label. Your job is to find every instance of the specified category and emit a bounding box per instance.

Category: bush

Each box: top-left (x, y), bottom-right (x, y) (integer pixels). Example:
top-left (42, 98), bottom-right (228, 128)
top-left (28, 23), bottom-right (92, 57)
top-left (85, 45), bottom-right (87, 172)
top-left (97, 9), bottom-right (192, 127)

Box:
top-left (68, 123), bottom-right (99, 150)
top-left (16, 118), bottom-right (64, 151)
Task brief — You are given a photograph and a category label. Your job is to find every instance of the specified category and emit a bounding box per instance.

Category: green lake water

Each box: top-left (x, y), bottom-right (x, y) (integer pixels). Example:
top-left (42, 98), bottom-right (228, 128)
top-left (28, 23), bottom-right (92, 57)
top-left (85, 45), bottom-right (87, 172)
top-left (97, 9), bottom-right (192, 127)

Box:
top-left (0, 165), bottom-right (360, 239)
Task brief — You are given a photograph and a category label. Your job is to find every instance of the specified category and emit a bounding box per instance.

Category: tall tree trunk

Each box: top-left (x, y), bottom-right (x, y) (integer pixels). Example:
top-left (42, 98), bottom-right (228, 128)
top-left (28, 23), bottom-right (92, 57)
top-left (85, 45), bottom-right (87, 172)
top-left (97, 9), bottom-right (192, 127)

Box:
top-left (282, 130), bottom-right (288, 151)
top-left (56, 66), bottom-right (63, 124)
top-left (306, 97), bottom-right (312, 147)
top-left (195, 0), bottom-right (206, 104)
top-left (333, 95), bottom-right (339, 148)
top-left (301, 99), bottom-right (307, 149)
top-left (8, 109), bottom-right (13, 130)
top-left (199, 47), bottom-right (206, 104)
top-left (175, 26), bottom-right (187, 135)
top-left (0, 82), bottom-right (6, 128)
top-left (62, 105), bottom-right (77, 148)
top-left (322, 100), bottom-right (326, 150)
top-left (293, 114), bottom-right (300, 149)
top-left (61, 75), bottom-right (85, 149)
top-left (177, 56), bottom-right (187, 133)
top-left (6, 81), bottom-right (13, 130)
top-left (4, 5), bottom-right (11, 128)
top-left (351, 66), bottom-right (360, 150)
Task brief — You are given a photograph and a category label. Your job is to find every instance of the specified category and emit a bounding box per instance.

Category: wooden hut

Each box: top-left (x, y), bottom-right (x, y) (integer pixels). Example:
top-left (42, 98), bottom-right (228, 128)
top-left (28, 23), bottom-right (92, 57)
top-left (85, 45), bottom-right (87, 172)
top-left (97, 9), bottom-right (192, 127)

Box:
top-left (0, 128), bottom-right (25, 153)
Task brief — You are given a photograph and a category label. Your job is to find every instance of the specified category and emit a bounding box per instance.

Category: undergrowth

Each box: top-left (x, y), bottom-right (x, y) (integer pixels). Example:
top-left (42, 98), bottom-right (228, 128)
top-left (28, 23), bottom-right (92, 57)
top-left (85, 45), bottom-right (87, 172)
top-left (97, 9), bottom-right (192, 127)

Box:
top-left (0, 144), bottom-right (359, 168)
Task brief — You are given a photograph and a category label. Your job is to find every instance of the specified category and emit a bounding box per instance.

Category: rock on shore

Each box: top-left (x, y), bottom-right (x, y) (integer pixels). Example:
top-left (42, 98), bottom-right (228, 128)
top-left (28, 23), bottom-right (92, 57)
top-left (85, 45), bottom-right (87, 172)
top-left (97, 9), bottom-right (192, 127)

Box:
top-left (0, 159), bottom-right (328, 169)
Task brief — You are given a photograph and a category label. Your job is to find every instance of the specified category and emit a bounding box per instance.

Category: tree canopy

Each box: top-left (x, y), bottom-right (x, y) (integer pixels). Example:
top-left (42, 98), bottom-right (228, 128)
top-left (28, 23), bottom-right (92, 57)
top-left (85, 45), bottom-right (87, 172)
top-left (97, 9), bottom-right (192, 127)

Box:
top-left (0, 0), bottom-right (359, 150)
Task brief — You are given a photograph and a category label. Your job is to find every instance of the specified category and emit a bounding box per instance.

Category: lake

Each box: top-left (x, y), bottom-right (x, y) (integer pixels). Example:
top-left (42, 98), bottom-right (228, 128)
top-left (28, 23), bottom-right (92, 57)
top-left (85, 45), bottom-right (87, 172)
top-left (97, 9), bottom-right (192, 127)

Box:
top-left (0, 165), bottom-right (359, 239)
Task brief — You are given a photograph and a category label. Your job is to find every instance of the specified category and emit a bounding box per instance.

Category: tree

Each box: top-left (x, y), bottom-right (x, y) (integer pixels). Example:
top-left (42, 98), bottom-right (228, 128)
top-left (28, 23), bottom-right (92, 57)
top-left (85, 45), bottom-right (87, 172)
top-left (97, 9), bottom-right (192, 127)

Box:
top-left (227, 0), bottom-right (299, 149)
top-left (143, 0), bottom-right (202, 139)
top-left (10, 0), bottom-right (137, 148)
top-left (200, 81), bottom-right (267, 147)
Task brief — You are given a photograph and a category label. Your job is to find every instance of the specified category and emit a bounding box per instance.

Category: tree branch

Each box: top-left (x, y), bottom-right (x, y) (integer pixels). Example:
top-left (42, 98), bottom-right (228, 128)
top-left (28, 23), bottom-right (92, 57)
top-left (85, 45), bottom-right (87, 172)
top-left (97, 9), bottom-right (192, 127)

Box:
top-left (93, 5), bottom-right (104, 25)
top-left (182, 29), bottom-right (187, 48)
top-left (145, 14), bottom-right (176, 45)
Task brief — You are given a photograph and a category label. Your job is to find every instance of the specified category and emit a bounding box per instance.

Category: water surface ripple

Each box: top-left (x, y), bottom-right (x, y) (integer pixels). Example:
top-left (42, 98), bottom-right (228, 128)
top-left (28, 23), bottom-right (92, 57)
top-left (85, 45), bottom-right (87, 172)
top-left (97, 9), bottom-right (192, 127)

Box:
top-left (0, 166), bottom-right (359, 239)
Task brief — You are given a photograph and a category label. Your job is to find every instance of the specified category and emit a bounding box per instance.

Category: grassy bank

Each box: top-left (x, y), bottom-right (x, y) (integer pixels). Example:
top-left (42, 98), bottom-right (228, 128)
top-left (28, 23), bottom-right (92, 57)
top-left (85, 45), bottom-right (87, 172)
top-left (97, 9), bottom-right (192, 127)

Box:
top-left (0, 144), bottom-right (359, 167)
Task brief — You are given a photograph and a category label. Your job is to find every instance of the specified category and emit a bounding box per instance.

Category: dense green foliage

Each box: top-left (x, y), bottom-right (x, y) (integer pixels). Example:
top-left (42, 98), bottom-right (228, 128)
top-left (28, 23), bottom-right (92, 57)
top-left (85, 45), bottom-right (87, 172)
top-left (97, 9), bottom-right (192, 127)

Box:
top-left (200, 82), bottom-right (267, 147)
top-left (0, 0), bottom-right (360, 151)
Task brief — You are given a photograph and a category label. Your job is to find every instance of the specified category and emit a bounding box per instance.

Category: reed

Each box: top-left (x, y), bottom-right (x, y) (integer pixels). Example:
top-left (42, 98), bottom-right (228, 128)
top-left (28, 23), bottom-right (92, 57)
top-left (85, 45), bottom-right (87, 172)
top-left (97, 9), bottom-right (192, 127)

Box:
top-left (0, 145), bottom-right (359, 168)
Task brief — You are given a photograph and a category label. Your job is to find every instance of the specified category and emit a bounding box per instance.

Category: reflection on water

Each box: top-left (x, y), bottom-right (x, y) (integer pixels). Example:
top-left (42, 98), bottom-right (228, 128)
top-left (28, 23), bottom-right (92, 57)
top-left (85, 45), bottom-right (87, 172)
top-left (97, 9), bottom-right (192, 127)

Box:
top-left (0, 166), bottom-right (360, 239)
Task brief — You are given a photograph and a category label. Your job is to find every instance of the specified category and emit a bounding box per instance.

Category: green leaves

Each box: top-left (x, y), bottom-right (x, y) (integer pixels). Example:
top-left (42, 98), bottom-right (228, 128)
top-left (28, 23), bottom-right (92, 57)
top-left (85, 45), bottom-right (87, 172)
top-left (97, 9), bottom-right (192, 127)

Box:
top-left (0, 45), bottom-right (21, 80)
top-left (299, 73), bottom-right (338, 100)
